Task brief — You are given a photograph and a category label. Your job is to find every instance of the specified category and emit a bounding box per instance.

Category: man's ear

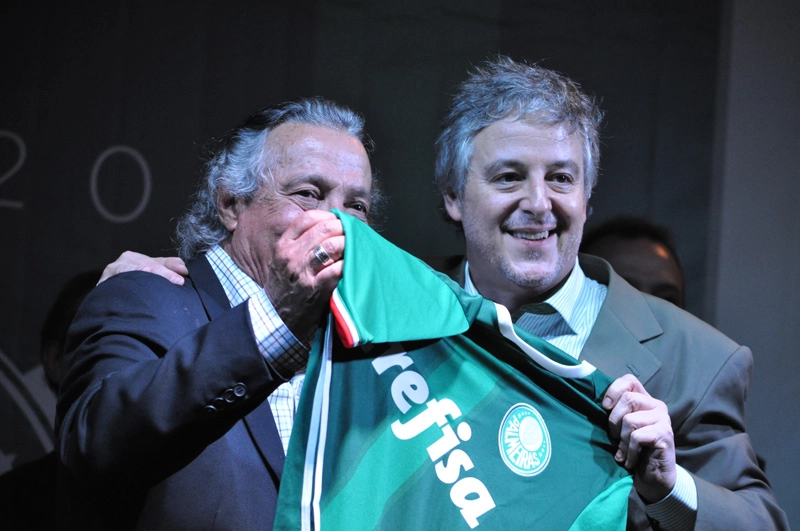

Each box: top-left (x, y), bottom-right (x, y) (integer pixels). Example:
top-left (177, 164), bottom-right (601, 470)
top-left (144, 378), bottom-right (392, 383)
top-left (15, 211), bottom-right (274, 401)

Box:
top-left (443, 190), bottom-right (463, 222)
top-left (217, 191), bottom-right (240, 231)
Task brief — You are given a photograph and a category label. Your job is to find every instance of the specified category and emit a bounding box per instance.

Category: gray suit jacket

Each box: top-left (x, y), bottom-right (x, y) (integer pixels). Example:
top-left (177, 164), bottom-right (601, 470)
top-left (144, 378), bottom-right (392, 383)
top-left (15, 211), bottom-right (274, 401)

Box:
top-left (432, 253), bottom-right (788, 530)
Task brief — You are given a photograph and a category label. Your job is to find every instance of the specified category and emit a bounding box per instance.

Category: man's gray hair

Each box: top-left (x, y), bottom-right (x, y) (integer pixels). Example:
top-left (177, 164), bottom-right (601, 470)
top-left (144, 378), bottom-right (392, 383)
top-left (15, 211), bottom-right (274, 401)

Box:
top-left (175, 97), bottom-right (379, 259)
top-left (434, 56), bottom-right (603, 225)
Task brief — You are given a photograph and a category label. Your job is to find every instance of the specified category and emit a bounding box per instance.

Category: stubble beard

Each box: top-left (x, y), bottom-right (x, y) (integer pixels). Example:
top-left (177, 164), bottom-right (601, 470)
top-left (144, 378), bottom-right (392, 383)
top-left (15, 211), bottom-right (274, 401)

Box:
top-left (498, 249), bottom-right (561, 290)
top-left (497, 229), bottom-right (582, 293)
top-left (462, 211), bottom-right (582, 297)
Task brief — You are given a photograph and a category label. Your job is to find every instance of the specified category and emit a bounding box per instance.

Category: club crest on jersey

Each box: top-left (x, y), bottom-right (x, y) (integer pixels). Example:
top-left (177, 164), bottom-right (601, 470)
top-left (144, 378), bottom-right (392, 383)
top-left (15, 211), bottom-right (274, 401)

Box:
top-left (498, 403), bottom-right (551, 476)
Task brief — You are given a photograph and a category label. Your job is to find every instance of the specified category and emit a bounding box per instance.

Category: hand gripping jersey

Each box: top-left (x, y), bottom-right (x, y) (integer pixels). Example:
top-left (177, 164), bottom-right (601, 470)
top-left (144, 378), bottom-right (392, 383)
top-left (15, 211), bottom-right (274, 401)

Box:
top-left (274, 211), bottom-right (632, 531)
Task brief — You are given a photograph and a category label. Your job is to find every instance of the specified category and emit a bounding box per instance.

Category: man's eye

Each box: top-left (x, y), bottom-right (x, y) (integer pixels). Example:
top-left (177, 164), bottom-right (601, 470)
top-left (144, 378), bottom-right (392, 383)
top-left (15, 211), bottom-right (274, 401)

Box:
top-left (549, 173), bottom-right (573, 184)
top-left (348, 202), bottom-right (369, 215)
top-left (296, 189), bottom-right (319, 199)
top-left (494, 172), bottom-right (521, 183)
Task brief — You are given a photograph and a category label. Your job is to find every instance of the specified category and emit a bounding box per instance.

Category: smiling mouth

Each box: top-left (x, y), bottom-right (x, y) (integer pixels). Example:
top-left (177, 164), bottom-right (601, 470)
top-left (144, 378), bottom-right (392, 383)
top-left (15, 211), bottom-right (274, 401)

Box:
top-left (509, 230), bottom-right (550, 241)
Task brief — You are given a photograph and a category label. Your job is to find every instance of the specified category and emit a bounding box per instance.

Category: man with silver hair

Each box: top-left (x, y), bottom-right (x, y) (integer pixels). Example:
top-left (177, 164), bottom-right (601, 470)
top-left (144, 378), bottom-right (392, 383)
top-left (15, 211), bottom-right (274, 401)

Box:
top-left (434, 57), bottom-right (786, 530)
top-left (56, 97), bottom-right (380, 530)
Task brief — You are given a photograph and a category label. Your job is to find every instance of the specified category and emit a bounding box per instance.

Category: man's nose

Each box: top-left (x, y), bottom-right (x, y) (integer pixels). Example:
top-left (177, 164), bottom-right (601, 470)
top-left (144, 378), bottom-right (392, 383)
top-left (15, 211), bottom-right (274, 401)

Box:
top-left (518, 178), bottom-right (551, 213)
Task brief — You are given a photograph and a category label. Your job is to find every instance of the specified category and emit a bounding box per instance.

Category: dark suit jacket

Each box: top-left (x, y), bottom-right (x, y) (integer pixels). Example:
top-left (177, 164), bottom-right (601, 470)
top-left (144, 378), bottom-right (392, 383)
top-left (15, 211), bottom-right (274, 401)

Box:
top-left (56, 257), bottom-right (288, 531)
top-left (434, 253), bottom-right (788, 530)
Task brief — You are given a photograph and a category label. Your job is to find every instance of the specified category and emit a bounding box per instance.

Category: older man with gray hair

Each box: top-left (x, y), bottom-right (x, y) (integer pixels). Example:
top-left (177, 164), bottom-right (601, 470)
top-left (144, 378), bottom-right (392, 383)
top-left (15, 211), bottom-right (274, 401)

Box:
top-left (56, 97), bottom-right (381, 530)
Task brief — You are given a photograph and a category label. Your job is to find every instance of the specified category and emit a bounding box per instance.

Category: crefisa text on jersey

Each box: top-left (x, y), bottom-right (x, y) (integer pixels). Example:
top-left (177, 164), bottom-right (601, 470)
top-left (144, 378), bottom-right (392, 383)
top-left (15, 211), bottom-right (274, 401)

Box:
top-left (372, 352), bottom-right (496, 529)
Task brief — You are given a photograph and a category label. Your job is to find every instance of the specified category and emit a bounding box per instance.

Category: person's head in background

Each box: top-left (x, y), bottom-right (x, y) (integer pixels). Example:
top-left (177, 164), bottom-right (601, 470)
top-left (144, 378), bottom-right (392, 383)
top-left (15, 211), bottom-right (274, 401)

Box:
top-left (40, 271), bottom-right (102, 393)
top-left (580, 216), bottom-right (685, 308)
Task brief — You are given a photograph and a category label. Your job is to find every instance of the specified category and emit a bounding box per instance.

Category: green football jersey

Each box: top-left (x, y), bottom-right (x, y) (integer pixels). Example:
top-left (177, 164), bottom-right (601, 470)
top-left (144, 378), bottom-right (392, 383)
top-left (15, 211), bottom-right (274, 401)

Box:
top-left (274, 211), bottom-right (631, 531)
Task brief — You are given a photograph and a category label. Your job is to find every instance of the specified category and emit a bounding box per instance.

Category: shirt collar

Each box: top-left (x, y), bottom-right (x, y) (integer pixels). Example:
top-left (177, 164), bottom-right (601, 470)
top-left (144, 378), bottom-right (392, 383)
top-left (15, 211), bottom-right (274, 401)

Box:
top-left (463, 258), bottom-right (586, 328)
top-left (542, 259), bottom-right (585, 325)
top-left (205, 244), bottom-right (263, 307)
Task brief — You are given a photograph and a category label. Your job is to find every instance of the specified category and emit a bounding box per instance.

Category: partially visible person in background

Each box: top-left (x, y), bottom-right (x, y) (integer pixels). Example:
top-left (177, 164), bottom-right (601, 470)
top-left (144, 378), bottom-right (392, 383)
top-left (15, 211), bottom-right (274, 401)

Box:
top-left (0, 270), bottom-right (100, 531)
top-left (580, 217), bottom-right (771, 472)
top-left (38, 272), bottom-right (103, 393)
top-left (581, 216), bottom-right (685, 308)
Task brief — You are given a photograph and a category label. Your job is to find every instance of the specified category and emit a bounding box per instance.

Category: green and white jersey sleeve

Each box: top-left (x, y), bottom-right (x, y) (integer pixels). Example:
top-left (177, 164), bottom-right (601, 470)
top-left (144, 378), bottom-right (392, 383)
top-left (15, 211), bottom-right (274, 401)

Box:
top-left (274, 211), bottom-right (632, 531)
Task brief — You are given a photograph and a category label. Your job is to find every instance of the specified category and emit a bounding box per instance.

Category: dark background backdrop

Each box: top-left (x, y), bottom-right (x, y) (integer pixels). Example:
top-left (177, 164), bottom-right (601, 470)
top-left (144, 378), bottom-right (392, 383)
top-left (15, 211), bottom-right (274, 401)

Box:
top-left (1, 0), bottom-right (797, 526)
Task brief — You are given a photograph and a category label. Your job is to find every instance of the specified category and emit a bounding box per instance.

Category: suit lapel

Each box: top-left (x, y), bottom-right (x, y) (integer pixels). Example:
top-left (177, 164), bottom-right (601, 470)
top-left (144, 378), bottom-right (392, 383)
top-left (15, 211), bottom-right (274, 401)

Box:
top-left (244, 403), bottom-right (285, 479)
top-left (187, 255), bottom-right (287, 480)
top-left (579, 255), bottom-right (663, 384)
top-left (186, 257), bottom-right (230, 320)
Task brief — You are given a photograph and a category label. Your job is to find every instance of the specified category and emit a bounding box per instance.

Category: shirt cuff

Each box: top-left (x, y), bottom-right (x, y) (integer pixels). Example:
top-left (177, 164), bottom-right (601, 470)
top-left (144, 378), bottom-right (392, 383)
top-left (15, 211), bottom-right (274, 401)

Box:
top-left (643, 465), bottom-right (698, 531)
top-left (248, 289), bottom-right (309, 378)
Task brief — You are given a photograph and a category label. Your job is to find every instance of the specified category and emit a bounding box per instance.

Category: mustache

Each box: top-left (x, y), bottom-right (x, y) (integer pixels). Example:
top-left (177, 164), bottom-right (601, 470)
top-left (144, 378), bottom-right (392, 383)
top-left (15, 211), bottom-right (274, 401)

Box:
top-left (501, 212), bottom-right (559, 230)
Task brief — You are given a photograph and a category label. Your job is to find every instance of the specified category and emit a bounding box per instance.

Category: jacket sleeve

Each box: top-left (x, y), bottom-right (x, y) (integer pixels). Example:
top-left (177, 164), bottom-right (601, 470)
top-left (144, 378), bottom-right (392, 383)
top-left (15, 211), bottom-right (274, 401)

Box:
top-left (55, 271), bottom-right (284, 489)
top-left (672, 344), bottom-right (789, 530)
top-left (579, 258), bottom-right (790, 531)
